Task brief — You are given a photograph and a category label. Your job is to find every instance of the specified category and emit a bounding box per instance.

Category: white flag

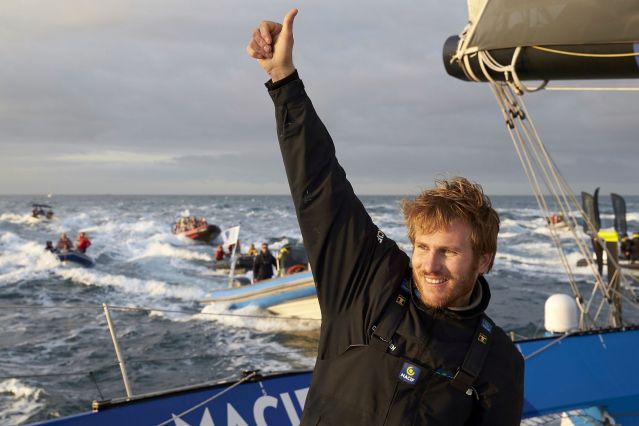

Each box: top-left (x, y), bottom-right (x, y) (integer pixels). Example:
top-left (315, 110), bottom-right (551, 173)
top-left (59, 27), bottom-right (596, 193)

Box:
top-left (222, 225), bottom-right (240, 250)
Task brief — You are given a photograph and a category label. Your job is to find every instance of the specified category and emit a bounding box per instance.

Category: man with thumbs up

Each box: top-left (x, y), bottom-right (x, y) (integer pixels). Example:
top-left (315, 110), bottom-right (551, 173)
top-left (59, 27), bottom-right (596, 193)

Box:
top-left (247, 9), bottom-right (524, 425)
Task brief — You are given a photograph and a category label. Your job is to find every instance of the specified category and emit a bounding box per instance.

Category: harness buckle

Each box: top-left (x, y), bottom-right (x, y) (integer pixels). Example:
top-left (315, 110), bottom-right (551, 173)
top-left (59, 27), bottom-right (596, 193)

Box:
top-left (451, 367), bottom-right (475, 394)
top-left (370, 325), bottom-right (397, 352)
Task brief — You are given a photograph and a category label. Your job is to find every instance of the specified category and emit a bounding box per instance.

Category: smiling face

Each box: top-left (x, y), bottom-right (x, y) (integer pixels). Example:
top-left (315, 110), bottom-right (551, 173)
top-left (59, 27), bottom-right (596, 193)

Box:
top-left (411, 219), bottom-right (492, 309)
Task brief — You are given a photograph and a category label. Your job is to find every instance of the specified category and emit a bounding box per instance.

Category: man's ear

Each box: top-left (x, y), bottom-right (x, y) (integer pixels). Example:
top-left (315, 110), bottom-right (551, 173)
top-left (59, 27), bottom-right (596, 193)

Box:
top-left (477, 253), bottom-right (493, 274)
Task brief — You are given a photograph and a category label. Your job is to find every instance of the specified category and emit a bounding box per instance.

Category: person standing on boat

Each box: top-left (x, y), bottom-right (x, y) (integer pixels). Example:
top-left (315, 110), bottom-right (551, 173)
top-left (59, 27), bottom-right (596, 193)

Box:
top-left (75, 232), bottom-right (92, 253)
top-left (252, 242), bottom-right (277, 283)
top-left (215, 244), bottom-right (225, 261)
top-left (246, 243), bottom-right (258, 257)
top-left (56, 233), bottom-right (73, 251)
top-left (276, 244), bottom-right (290, 276)
top-left (247, 9), bottom-right (524, 425)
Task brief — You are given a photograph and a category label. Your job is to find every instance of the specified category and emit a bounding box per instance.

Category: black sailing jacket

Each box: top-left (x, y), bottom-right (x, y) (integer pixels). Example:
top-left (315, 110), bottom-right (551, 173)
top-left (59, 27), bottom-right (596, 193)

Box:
top-left (266, 74), bottom-right (524, 425)
top-left (253, 251), bottom-right (277, 281)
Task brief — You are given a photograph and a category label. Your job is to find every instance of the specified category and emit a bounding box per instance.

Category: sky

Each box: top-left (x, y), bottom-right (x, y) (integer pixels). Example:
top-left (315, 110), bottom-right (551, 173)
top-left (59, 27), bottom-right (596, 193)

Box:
top-left (1, 0), bottom-right (637, 196)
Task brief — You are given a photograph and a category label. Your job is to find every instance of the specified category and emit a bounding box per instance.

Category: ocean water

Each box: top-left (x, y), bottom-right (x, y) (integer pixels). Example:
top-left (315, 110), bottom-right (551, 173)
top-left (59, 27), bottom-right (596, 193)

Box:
top-left (1, 194), bottom-right (638, 425)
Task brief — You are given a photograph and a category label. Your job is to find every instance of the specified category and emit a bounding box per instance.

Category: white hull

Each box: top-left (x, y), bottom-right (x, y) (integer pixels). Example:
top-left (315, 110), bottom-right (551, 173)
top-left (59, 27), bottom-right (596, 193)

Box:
top-left (268, 295), bottom-right (321, 320)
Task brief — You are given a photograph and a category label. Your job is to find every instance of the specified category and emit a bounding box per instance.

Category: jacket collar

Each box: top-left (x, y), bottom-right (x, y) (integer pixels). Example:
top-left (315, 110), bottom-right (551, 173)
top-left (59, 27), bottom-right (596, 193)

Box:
top-left (409, 273), bottom-right (491, 319)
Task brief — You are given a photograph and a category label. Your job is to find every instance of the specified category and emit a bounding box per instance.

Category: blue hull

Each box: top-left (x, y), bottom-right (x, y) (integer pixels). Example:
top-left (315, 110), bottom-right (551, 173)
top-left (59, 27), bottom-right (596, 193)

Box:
top-left (519, 326), bottom-right (639, 423)
top-left (30, 371), bottom-right (312, 426)
top-left (56, 251), bottom-right (95, 268)
top-left (205, 272), bottom-right (316, 310)
top-left (29, 326), bottom-right (639, 425)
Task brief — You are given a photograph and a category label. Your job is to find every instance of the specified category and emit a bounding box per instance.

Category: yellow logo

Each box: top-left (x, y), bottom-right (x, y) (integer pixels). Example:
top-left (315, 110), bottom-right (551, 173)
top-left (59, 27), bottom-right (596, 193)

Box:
top-left (396, 295), bottom-right (406, 306)
top-left (478, 333), bottom-right (488, 344)
top-left (406, 366), bottom-right (415, 376)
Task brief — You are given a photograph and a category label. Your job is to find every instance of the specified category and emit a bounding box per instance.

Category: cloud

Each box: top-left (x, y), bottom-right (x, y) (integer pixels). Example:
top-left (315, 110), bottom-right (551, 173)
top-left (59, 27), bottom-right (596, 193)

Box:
top-left (0, 0), bottom-right (637, 195)
top-left (52, 150), bottom-right (175, 164)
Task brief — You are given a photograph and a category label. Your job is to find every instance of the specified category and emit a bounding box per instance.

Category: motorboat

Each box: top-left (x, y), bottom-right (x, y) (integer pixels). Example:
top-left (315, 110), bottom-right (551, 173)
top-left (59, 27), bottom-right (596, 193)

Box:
top-left (213, 254), bottom-right (255, 274)
top-left (56, 250), bottom-right (95, 268)
top-left (172, 216), bottom-right (221, 244)
top-left (31, 203), bottom-right (54, 220)
top-left (203, 270), bottom-right (320, 320)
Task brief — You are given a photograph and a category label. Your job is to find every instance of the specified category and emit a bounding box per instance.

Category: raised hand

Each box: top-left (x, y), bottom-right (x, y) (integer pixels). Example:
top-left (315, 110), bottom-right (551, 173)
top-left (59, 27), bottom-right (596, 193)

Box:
top-left (246, 8), bottom-right (298, 82)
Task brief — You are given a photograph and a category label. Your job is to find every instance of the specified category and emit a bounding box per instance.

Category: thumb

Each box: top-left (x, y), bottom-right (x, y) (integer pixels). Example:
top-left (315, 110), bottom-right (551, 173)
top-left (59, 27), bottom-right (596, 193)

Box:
top-left (282, 8), bottom-right (298, 34)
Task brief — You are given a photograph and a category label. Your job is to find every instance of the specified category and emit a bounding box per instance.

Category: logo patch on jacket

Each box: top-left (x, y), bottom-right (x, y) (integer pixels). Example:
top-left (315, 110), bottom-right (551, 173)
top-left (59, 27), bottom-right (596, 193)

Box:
top-left (398, 362), bottom-right (421, 385)
top-left (480, 318), bottom-right (493, 332)
top-left (395, 294), bottom-right (406, 306)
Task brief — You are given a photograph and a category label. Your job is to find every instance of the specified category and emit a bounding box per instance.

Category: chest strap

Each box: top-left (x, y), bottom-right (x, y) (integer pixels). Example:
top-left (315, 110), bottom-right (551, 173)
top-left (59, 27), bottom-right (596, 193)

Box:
top-left (369, 280), bottom-right (495, 397)
top-left (369, 279), bottom-right (410, 353)
top-left (449, 315), bottom-right (495, 395)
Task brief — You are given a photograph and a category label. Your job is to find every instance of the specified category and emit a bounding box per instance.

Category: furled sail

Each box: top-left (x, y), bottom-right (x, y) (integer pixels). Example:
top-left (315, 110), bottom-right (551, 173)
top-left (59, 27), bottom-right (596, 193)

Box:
top-left (446, 0), bottom-right (639, 83)
top-left (465, 0), bottom-right (639, 51)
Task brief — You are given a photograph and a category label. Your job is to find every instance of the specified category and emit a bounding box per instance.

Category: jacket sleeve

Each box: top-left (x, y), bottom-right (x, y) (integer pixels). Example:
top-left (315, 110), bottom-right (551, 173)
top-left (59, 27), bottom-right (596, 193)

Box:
top-left (267, 77), bottom-right (408, 327)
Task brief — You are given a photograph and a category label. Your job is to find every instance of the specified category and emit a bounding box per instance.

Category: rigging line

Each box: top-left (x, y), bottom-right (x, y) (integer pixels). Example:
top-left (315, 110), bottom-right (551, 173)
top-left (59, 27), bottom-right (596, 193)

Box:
top-left (513, 83), bottom-right (573, 215)
top-left (0, 364), bottom-right (119, 380)
top-left (601, 278), bottom-right (639, 312)
top-left (480, 49), bottom-right (547, 94)
top-left (524, 141), bottom-right (632, 323)
top-left (532, 45), bottom-right (639, 58)
top-left (508, 110), bottom-right (565, 264)
top-left (491, 83), bottom-right (596, 326)
top-left (528, 128), bottom-right (576, 218)
top-left (556, 198), bottom-right (606, 282)
top-left (516, 113), bottom-right (591, 295)
top-left (509, 47), bottom-right (548, 93)
top-left (450, 0), bottom-right (491, 65)
top-left (515, 120), bottom-right (570, 233)
top-left (454, 25), bottom-right (477, 82)
top-left (156, 371), bottom-right (258, 426)
top-left (593, 296), bottom-right (609, 326)
top-left (462, 52), bottom-right (482, 83)
top-left (522, 332), bottom-right (574, 361)
top-left (512, 115), bottom-right (590, 314)
top-left (514, 89), bottom-right (613, 310)
top-left (89, 371), bottom-right (105, 401)
top-left (510, 109), bottom-right (583, 300)
top-left (0, 304), bottom-right (102, 310)
top-left (127, 349), bottom-right (313, 365)
top-left (485, 73), bottom-right (513, 128)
